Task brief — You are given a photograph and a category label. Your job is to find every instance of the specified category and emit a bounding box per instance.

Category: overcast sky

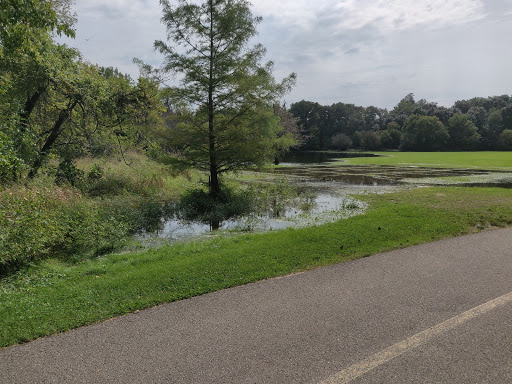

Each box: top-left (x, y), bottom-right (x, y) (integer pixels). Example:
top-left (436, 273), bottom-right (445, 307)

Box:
top-left (59, 0), bottom-right (512, 110)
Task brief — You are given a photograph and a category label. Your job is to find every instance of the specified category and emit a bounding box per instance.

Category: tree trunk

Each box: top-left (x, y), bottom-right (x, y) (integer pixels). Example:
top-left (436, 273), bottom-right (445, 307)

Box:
top-left (207, 0), bottom-right (220, 198)
top-left (28, 100), bottom-right (78, 178)
top-left (19, 87), bottom-right (46, 133)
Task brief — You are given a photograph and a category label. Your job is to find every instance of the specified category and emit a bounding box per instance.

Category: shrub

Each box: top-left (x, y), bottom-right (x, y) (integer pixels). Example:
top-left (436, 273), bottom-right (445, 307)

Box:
top-left (498, 129), bottom-right (512, 150)
top-left (358, 131), bottom-right (381, 150)
top-left (330, 133), bottom-right (352, 150)
top-left (0, 132), bottom-right (24, 184)
top-left (0, 186), bottom-right (131, 273)
top-left (174, 186), bottom-right (254, 227)
top-left (55, 159), bottom-right (84, 186)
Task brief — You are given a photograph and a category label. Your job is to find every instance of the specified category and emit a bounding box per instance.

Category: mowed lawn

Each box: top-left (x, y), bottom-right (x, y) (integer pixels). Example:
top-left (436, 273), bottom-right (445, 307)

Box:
top-left (339, 151), bottom-right (512, 169)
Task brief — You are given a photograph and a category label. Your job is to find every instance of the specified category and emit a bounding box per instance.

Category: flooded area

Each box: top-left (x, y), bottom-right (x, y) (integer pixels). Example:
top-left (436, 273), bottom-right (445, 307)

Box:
top-left (271, 163), bottom-right (512, 186)
top-left (278, 151), bottom-right (381, 165)
top-left (138, 152), bottom-right (512, 244)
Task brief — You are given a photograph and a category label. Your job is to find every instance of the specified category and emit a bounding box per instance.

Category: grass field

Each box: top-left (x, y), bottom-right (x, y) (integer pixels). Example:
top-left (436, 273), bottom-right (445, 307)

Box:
top-left (2, 186), bottom-right (512, 348)
top-left (338, 151), bottom-right (512, 169)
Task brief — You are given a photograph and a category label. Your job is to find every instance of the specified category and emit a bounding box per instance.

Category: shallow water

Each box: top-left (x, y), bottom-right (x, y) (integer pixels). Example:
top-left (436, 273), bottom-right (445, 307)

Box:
top-left (138, 152), bottom-right (512, 244)
top-left (144, 189), bottom-right (366, 242)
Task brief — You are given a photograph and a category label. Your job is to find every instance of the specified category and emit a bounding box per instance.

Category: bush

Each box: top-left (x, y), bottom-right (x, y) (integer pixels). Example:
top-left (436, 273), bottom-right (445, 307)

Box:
top-left (0, 186), bottom-right (131, 273)
top-left (174, 187), bottom-right (254, 227)
top-left (55, 159), bottom-right (84, 186)
top-left (400, 115), bottom-right (449, 151)
top-left (498, 129), bottom-right (512, 150)
top-left (330, 133), bottom-right (352, 150)
top-left (358, 131), bottom-right (381, 150)
top-left (0, 132), bottom-right (24, 184)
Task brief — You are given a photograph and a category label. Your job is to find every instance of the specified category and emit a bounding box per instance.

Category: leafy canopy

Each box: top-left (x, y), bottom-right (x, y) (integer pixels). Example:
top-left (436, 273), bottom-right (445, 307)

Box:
top-left (154, 0), bottom-right (296, 195)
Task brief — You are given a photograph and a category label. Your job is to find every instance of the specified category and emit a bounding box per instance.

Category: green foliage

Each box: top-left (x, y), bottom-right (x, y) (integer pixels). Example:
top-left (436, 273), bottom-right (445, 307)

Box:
top-left (0, 132), bottom-right (24, 183)
top-left (55, 159), bottom-right (84, 186)
top-left (3, 186), bottom-right (512, 347)
top-left (87, 164), bottom-right (104, 182)
top-left (174, 186), bottom-right (254, 226)
top-left (272, 103), bottom-right (305, 161)
top-left (498, 130), bottom-right (512, 150)
top-left (0, 186), bottom-right (130, 272)
top-left (400, 115), bottom-right (449, 151)
top-left (386, 122), bottom-right (401, 131)
top-left (153, 0), bottom-right (295, 196)
top-left (447, 113), bottom-right (481, 150)
top-left (0, 0), bottom-right (75, 56)
top-left (380, 129), bottom-right (401, 149)
top-left (0, 153), bottom-right (196, 272)
top-left (331, 133), bottom-right (352, 150)
top-left (287, 95), bottom-right (512, 153)
top-left (358, 130), bottom-right (381, 150)
top-left (379, 130), bottom-right (393, 149)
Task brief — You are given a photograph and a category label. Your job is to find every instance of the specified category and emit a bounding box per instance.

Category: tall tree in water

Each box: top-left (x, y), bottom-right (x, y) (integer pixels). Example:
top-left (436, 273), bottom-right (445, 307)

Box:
top-left (155, 0), bottom-right (295, 197)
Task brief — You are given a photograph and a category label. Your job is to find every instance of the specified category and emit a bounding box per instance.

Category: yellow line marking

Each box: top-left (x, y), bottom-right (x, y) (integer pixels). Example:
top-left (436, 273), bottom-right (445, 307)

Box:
top-left (319, 291), bottom-right (512, 384)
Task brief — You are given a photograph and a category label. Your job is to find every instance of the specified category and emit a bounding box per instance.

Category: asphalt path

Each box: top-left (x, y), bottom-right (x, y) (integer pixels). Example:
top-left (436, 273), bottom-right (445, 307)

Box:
top-left (1, 228), bottom-right (511, 383)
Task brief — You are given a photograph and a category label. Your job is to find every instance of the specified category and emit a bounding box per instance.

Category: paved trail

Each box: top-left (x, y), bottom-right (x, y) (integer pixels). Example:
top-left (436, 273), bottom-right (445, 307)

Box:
top-left (1, 228), bottom-right (511, 383)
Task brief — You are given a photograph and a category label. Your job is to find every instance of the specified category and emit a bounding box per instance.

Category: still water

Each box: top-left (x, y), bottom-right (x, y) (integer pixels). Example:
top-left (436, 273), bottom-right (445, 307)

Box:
top-left (139, 151), bottom-right (512, 244)
top-left (138, 152), bottom-right (391, 243)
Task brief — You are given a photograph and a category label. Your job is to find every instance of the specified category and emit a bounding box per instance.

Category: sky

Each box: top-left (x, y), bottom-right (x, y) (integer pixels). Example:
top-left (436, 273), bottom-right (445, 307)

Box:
top-left (59, 0), bottom-right (512, 110)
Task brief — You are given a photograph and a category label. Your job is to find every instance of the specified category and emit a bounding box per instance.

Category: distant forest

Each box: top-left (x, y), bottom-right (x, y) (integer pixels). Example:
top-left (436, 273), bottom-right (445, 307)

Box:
top-left (288, 94), bottom-right (512, 152)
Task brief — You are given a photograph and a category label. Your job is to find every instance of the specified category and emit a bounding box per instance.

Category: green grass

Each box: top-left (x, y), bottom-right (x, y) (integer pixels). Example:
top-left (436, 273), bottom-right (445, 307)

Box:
top-left (2, 186), bottom-right (512, 348)
top-left (338, 151), bottom-right (512, 169)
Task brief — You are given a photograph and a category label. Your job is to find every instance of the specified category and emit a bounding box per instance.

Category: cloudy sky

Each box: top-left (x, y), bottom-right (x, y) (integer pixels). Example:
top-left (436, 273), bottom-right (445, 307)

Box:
top-left (59, 0), bottom-right (512, 109)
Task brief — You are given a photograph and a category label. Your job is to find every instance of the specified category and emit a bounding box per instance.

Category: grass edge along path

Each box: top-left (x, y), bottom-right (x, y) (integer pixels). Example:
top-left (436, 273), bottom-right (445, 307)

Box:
top-left (2, 186), bottom-right (512, 348)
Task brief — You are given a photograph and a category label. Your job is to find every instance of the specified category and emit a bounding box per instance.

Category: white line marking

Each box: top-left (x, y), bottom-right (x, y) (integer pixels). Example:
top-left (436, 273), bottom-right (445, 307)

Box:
top-left (319, 291), bottom-right (512, 384)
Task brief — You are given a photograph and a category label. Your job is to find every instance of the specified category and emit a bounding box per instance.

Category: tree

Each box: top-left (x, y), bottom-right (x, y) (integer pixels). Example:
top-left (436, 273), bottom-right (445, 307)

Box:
top-left (501, 105), bottom-right (512, 131)
top-left (400, 115), bottom-right (449, 151)
top-left (330, 133), bottom-right (352, 150)
top-left (1, 0), bottom-right (76, 163)
top-left (447, 113), bottom-right (481, 150)
top-left (358, 130), bottom-right (381, 150)
top-left (288, 100), bottom-right (321, 149)
top-left (272, 103), bottom-right (306, 164)
top-left (483, 110), bottom-right (504, 149)
top-left (389, 93), bottom-right (415, 128)
top-left (466, 106), bottom-right (488, 129)
top-left (154, 0), bottom-right (295, 197)
top-left (379, 130), bottom-right (393, 149)
top-left (498, 129), bottom-right (512, 150)
top-left (381, 122), bottom-right (401, 149)
top-left (0, 0), bottom-right (75, 53)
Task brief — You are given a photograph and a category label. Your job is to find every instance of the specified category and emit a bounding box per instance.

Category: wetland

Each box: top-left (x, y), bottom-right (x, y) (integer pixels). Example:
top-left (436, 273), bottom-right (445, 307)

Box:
top-left (140, 151), bottom-right (512, 243)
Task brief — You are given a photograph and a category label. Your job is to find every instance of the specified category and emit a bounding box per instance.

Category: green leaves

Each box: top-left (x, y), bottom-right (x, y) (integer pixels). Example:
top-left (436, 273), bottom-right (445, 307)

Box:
top-left (0, 131), bottom-right (24, 183)
top-left (154, 0), bottom-right (296, 196)
top-left (401, 115), bottom-right (450, 151)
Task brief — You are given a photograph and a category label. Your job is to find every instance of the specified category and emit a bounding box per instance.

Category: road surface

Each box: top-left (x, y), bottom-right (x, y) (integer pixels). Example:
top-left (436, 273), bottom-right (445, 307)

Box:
top-left (1, 228), bottom-right (511, 383)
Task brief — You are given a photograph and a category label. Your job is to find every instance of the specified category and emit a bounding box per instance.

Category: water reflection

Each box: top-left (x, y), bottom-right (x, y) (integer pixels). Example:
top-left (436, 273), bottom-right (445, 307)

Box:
top-left (140, 189), bottom-right (367, 242)
top-left (138, 152), bottom-right (512, 243)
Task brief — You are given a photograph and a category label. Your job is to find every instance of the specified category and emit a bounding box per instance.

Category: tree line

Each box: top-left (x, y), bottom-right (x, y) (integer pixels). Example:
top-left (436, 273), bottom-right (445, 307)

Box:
top-left (288, 93), bottom-right (512, 152)
top-left (2, 0), bottom-right (511, 192)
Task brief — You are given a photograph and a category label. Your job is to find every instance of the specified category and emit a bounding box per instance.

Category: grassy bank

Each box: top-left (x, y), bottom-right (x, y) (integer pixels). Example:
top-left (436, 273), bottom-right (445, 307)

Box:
top-left (2, 186), bottom-right (512, 348)
top-left (0, 153), bottom-right (200, 271)
top-left (339, 151), bottom-right (512, 169)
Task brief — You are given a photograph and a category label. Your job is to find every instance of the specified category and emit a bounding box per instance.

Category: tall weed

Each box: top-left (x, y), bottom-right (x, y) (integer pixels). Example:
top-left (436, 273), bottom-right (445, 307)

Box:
top-left (0, 186), bottom-right (130, 273)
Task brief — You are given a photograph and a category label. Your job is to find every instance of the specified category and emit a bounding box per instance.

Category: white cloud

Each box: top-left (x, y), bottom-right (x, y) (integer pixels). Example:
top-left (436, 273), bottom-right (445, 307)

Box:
top-left (253, 0), bottom-right (486, 32)
top-left (76, 0), bottom-right (161, 20)
top-left (59, 0), bottom-right (511, 109)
